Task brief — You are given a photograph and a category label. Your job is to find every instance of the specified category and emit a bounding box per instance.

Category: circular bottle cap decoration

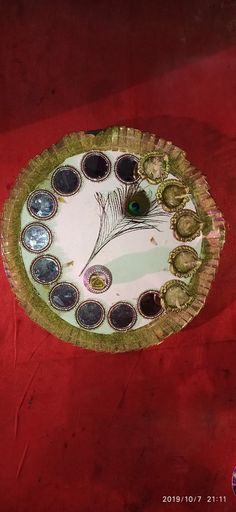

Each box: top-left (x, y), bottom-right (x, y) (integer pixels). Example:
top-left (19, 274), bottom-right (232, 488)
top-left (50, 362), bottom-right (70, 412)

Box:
top-left (1, 127), bottom-right (225, 352)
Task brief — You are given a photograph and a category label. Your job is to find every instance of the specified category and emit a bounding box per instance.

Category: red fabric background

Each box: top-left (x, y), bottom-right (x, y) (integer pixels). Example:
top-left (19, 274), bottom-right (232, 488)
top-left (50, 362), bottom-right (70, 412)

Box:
top-left (0, 1), bottom-right (236, 511)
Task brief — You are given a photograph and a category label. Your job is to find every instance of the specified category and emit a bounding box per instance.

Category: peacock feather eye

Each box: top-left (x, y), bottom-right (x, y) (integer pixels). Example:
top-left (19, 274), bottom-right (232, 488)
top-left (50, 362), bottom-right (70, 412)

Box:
top-left (128, 201), bottom-right (140, 216)
top-left (125, 188), bottom-right (150, 217)
top-left (2, 127), bottom-right (225, 352)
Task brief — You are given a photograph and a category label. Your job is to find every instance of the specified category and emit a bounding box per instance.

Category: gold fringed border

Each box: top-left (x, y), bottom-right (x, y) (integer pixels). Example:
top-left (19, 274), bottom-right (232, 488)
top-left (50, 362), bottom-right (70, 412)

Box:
top-left (1, 127), bottom-right (225, 352)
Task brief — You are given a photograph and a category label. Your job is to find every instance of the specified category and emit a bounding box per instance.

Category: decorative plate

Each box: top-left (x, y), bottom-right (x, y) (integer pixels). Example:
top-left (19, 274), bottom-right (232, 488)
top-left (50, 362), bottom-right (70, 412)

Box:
top-left (1, 127), bottom-right (225, 352)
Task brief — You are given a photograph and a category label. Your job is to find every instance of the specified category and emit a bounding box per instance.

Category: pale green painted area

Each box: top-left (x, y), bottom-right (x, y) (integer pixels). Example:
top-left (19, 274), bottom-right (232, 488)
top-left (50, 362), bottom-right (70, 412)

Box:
top-left (107, 247), bottom-right (170, 283)
top-left (106, 238), bottom-right (202, 286)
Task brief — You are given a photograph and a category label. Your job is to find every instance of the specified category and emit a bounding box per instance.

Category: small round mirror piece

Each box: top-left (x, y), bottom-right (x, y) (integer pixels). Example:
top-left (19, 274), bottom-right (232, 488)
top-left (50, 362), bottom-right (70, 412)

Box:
top-left (31, 255), bottom-right (61, 284)
top-left (115, 154), bottom-right (139, 184)
top-left (52, 166), bottom-right (81, 195)
top-left (27, 190), bottom-right (57, 219)
top-left (81, 151), bottom-right (111, 181)
top-left (21, 223), bottom-right (52, 253)
top-left (108, 302), bottom-right (137, 331)
top-left (49, 282), bottom-right (79, 311)
top-left (138, 291), bottom-right (163, 318)
top-left (76, 300), bottom-right (105, 329)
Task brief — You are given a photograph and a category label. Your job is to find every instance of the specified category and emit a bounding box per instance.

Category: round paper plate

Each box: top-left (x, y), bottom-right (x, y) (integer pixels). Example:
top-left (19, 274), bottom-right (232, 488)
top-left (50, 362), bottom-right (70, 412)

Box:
top-left (1, 127), bottom-right (225, 352)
